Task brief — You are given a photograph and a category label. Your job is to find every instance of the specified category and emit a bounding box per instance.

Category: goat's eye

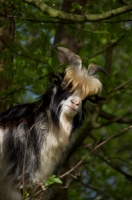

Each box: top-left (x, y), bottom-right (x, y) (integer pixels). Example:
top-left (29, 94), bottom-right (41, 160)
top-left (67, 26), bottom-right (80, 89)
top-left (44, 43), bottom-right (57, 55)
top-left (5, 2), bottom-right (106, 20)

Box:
top-left (68, 83), bottom-right (72, 89)
top-left (60, 82), bottom-right (74, 96)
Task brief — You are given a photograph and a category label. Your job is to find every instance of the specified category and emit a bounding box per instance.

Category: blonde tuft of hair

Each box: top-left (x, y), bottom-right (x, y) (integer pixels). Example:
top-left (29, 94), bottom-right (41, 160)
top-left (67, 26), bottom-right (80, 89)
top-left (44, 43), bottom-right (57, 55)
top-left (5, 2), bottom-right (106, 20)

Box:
top-left (63, 66), bottom-right (102, 99)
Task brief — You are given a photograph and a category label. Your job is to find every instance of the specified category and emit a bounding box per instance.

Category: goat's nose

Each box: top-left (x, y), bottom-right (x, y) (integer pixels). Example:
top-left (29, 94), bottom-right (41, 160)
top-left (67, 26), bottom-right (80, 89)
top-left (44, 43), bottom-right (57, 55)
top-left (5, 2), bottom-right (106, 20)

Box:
top-left (71, 99), bottom-right (80, 106)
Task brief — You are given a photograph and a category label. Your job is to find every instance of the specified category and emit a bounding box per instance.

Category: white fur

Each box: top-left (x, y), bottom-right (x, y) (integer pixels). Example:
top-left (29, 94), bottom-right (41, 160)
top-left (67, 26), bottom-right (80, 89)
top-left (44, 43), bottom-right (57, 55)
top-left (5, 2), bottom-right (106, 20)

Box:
top-left (39, 113), bottom-right (72, 182)
top-left (39, 92), bottom-right (81, 182)
top-left (0, 92), bottom-right (83, 199)
top-left (62, 91), bottom-right (82, 117)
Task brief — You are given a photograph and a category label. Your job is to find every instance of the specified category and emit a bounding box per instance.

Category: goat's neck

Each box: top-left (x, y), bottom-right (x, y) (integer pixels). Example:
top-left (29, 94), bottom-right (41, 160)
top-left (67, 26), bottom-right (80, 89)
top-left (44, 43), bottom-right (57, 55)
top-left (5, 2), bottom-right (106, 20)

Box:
top-left (50, 112), bottom-right (73, 145)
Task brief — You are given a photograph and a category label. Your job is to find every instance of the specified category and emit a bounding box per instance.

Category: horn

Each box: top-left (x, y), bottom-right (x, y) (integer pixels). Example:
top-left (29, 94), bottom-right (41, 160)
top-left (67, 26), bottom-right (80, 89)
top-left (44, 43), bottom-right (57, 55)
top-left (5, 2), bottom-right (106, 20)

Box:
top-left (87, 63), bottom-right (109, 76)
top-left (54, 46), bottom-right (82, 69)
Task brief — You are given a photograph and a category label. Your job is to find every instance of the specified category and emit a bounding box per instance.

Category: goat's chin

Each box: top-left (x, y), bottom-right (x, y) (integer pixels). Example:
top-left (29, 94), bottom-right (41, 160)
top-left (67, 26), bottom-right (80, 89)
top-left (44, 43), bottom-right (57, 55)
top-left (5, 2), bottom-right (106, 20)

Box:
top-left (62, 104), bottom-right (78, 117)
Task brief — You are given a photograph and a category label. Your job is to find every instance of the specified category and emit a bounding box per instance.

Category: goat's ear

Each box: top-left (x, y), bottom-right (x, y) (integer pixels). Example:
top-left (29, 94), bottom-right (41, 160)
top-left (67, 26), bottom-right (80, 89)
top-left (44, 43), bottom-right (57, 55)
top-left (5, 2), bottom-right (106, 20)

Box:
top-left (88, 94), bottom-right (106, 104)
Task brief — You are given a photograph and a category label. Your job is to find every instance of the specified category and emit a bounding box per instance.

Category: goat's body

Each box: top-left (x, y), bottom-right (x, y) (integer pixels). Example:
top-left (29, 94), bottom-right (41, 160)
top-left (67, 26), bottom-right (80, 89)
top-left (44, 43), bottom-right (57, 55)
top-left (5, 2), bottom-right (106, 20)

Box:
top-left (0, 47), bottom-right (107, 199)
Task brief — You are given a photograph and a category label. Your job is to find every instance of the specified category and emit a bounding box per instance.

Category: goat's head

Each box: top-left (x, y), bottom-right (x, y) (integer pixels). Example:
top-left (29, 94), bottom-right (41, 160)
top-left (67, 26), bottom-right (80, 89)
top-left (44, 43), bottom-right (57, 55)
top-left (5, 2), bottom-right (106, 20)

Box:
top-left (50, 46), bottom-right (108, 120)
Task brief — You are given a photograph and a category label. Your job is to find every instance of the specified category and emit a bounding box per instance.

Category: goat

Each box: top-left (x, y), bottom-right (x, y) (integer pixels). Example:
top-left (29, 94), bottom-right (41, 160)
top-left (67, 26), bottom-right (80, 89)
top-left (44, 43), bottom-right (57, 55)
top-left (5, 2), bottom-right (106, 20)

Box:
top-left (0, 46), bottom-right (108, 200)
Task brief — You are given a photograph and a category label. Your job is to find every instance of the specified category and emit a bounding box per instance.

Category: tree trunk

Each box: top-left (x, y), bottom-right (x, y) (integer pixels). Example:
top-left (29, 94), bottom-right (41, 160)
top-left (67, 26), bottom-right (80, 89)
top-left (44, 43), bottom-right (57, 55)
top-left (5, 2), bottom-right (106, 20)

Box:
top-left (52, 1), bottom-right (87, 199)
top-left (0, 1), bottom-right (15, 112)
top-left (0, 2), bottom-right (15, 199)
top-left (54, 0), bottom-right (87, 64)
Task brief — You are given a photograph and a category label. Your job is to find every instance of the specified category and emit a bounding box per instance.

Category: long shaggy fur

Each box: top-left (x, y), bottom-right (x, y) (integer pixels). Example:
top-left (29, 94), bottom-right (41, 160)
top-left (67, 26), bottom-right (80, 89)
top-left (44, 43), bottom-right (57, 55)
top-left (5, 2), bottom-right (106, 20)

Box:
top-left (0, 62), bottom-right (105, 200)
top-left (63, 66), bottom-right (102, 99)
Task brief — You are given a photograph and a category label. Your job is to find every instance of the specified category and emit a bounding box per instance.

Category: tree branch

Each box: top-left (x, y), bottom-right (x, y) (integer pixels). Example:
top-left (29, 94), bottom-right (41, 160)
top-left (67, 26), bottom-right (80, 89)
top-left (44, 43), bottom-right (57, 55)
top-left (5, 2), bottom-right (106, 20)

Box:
top-left (1, 13), bottom-right (132, 24)
top-left (88, 35), bottom-right (125, 59)
top-left (0, 14), bottom-right (74, 24)
top-left (60, 125), bottom-right (132, 179)
top-left (23, 0), bottom-right (132, 22)
top-left (109, 78), bottom-right (132, 94)
top-left (0, 36), bottom-right (43, 63)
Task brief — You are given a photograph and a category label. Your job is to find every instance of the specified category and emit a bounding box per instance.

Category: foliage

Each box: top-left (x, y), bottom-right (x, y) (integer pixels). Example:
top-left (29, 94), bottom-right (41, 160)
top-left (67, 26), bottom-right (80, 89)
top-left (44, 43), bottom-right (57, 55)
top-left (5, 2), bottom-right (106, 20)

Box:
top-left (44, 175), bottom-right (63, 187)
top-left (0, 0), bottom-right (132, 199)
top-left (22, 175), bottom-right (62, 200)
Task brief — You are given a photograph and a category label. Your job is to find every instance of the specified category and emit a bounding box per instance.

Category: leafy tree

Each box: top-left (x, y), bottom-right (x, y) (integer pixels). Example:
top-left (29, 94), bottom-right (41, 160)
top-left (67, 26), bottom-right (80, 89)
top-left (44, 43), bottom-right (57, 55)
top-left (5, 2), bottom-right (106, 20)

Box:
top-left (0, 0), bottom-right (132, 199)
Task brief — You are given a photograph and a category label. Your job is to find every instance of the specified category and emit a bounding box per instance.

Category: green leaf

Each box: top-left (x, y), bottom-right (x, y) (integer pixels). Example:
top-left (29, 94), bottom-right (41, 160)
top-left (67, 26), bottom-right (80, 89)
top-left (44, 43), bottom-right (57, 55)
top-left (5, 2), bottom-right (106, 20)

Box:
top-left (44, 175), bottom-right (63, 187)
top-left (22, 189), bottom-right (29, 198)
top-left (48, 57), bottom-right (53, 66)
top-left (53, 178), bottom-right (63, 184)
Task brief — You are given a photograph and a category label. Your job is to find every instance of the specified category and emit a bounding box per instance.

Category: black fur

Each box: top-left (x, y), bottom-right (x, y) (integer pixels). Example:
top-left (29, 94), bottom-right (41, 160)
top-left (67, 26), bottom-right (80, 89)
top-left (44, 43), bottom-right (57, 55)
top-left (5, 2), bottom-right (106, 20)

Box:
top-left (0, 73), bottom-right (92, 200)
top-left (0, 44), bottom-right (107, 200)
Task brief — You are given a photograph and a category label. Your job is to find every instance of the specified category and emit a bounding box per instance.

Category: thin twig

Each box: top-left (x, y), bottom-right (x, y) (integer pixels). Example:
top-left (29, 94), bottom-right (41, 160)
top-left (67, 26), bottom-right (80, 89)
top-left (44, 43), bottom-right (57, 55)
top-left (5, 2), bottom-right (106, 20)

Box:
top-left (25, 188), bottom-right (44, 200)
top-left (0, 37), bottom-right (43, 63)
top-left (60, 125), bottom-right (132, 179)
top-left (22, 124), bottom-right (35, 197)
top-left (99, 19), bottom-right (132, 23)
top-left (69, 173), bottom-right (98, 192)
top-left (88, 35), bottom-right (125, 59)
top-left (108, 78), bottom-right (132, 94)
top-left (0, 14), bottom-right (75, 24)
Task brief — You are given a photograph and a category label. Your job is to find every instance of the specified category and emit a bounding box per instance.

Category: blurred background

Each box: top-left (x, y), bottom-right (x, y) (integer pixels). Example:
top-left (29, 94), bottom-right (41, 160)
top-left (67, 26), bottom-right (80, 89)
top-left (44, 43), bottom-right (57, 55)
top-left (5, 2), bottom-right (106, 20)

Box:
top-left (0, 0), bottom-right (132, 199)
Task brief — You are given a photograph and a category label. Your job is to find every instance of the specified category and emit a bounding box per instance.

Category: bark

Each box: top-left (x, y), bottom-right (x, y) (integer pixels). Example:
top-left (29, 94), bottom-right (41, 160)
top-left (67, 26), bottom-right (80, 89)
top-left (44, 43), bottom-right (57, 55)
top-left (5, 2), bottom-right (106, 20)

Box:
top-left (54, 0), bottom-right (86, 63)
top-left (104, 41), bottom-right (114, 74)
top-left (0, 2), bottom-right (15, 199)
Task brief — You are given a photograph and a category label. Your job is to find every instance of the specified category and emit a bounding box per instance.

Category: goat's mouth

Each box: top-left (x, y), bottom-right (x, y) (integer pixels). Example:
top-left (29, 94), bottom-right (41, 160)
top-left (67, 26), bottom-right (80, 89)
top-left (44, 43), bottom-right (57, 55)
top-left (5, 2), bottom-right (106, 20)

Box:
top-left (65, 104), bottom-right (76, 112)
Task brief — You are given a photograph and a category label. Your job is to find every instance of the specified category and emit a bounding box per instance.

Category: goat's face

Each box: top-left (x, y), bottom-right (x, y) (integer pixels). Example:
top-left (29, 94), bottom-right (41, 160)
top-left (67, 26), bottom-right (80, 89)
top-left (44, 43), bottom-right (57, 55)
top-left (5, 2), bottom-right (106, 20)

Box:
top-left (53, 86), bottom-right (83, 118)
top-left (62, 91), bottom-right (82, 117)
top-left (51, 69), bottom-right (107, 124)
